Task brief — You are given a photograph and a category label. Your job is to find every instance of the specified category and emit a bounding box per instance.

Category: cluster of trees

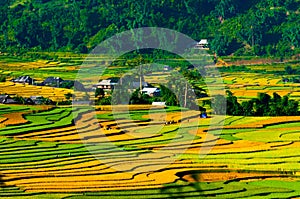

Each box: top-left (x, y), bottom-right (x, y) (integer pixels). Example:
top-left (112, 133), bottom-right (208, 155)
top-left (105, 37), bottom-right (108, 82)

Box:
top-left (12, 95), bottom-right (54, 105)
top-left (13, 94), bottom-right (81, 105)
top-left (209, 0), bottom-right (300, 57)
top-left (220, 65), bottom-right (299, 75)
top-left (0, 0), bottom-right (299, 56)
top-left (283, 76), bottom-right (300, 83)
top-left (282, 65), bottom-right (300, 83)
top-left (95, 83), bottom-right (202, 110)
top-left (96, 84), bottom-right (299, 117)
top-left (0, 75), bottom-right (6, 82)
top-left (285, 65), bottom-right (299, 75)
top-left (94, 62), bottom-right (208, 109)
top-left (214, 91), bottom-right (299, 116)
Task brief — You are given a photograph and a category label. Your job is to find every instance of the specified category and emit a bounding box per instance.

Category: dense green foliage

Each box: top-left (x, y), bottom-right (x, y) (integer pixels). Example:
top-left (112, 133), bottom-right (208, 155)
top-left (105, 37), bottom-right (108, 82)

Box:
top-left (214, 91), bottom-right (299, 116)
top-left (0, 75), bottom-right (6, 82)
top-left (0, 0), bottom-right (299, 56)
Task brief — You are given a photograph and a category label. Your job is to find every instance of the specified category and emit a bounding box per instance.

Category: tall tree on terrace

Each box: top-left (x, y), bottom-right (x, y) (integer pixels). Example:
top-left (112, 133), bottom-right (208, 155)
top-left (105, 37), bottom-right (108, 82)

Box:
top-left (213, 0), bottom-right (237, 21)
top-left (0, 0), bottom-right (9, 49)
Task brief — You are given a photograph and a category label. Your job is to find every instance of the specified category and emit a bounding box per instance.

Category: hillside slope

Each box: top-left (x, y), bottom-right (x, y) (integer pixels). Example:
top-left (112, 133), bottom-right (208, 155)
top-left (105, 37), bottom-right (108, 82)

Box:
top-left (0, 0), bottom-right (299, 56)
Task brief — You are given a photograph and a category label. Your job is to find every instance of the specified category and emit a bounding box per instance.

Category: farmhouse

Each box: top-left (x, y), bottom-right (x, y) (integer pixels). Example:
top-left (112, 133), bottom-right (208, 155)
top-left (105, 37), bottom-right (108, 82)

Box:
top-left (195, 39), bottom-right (209, 49)
top-left (0, 95), bottom-right (18, 104)
top-left (163, 65), bottom-right (172, 71)
top-left (152, 101), bottom-right (166, 106)
top-left (43, 77), bottom-right (64, 87)
top-left (29, 96), bottom-right (53, 105)
top-left (24, 98), bottom-right (35, 105)
top-left (94, 78), bottom-right (118, 90)
top-left (12, 75), bottom-right (33, 84)
top-left (142, 87), bottom-right (160, 97)
top-left (94, 78), bottom-right (150, 91)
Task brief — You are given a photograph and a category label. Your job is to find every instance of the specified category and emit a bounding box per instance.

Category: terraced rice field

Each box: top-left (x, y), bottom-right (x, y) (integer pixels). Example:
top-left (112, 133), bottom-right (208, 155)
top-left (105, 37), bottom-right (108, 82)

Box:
top-left (0, 54), bottom-right (299, 198)
top-left (0, 82), bottom-right (87, 102)
top-left (0, 104), bottom-right (300, 198)
top-left (0, 55), bottom-right (80, 80)
top-left (222, 73), bottom-right (300, 101)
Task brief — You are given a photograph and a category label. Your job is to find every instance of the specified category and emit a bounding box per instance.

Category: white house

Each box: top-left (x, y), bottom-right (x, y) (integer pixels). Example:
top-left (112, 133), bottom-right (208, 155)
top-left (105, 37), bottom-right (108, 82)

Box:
top-left (94, 79), bottom-right (118, 90)
top-left (152, 102), bottom-right (166, 106)
top-left (142, 87), bottom-right (160, 97)
top-left (163, 65), bottom-right (172, 71)
top-left (195, 39), bottom-right (209, 49)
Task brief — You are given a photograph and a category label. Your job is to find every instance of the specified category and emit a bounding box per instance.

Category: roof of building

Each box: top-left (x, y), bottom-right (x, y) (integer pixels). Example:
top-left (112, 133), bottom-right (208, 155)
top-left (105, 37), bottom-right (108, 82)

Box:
top-left (142, 87), bottom-right (160, 95)
top-left (97, 79), bottom-right (118, 86)
top-left (0, 95), bottom-right (9, 103)
top-left (30, 96), bottom-right (43, 100)
top-left (4, 98), bottom-right (18, 104)
top-left (13, 75), bottom-right (32, 82)
top-left (198, 39), bottom-right (208, 45)
top-left (152, 102), bottom-right (166, 106)
top-left (43, 77), bottom-right (64, 84)
top-left (0, 95), bottom-right (19, 104)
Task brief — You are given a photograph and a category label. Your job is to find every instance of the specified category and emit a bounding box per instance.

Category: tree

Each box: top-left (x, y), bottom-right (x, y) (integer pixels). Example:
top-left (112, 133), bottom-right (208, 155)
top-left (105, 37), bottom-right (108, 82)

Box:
top-left (284, 0), bottom-right (299, 11)
top-left (212, 94), bottom-right (227, 115)
top-left (0, 0), bottom-right (298, 56)
top-left (13, 95), bottom-right (25, 104)
top-left (282, 24), bottom-right (300, 49)
top-left (240, 8), bottom-right (266, 48)
top-left (0, 75), bottom-right (6, 82)
top-left (241, 100), bottom-right (254, 116)
top-left (285, 65), bottom-right (294, 75)
top-left (95, 88), bottom-right (105, 98)
top-left (253, 93), bottom-right (271, 116)
top-left (76, 44), bottom-right (88, 53)
top-left (160, 85), bottom-right (178, 106)
top-left (64, 93), bottom-right (73, 100)
top-left (276, 40), bottom-right (292, 59)
top-left (210, 34), bottom-right (231, 56)
top-left (96, 96), bottom-right (111, 105)
top-left (129, 89), bottom-right (152, 104)
top-left (213, 0), bottom-right (237, 20)
top-left (212, 91), bottom-right (298, 116)
top-left (226, 90), bottom-right (243, 115)
top-left (281, 95), bottom-right (299, 116)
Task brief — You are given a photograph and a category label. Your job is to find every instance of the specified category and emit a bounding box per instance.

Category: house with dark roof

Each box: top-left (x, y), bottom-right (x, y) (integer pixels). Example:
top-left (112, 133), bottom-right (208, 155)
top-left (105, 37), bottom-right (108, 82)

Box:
top-left (93, 78), bottom-right (120, 91)
top-left (0, 95), bottom-right (18, 104)
top-left (163, 65), bottom-right (172, 71)
top-left (12, 76), bottom-right (33, 84)
top-left (42, 77), bottom-right (64, 87)
top-left (24, 98), bottom-right (35, 105)
top-left (29, 96), bottom-right (54, 105)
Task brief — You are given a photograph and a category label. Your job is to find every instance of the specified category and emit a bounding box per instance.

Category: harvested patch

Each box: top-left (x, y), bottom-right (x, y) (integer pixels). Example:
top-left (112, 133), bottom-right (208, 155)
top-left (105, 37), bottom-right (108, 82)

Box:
top-left (1, 112), bottom-right (28, 126)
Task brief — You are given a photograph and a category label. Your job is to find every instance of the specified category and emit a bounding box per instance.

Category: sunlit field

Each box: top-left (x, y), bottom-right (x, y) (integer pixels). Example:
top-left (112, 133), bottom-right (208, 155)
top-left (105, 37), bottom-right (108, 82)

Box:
top-left (0, 54), bottom-right (299, 198)
top-left (0, 104), bottom-right (299, 198)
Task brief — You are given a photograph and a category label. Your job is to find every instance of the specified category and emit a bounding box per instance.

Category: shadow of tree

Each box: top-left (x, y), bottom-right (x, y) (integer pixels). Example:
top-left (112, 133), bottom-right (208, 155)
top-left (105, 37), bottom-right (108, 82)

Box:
top-left (160, 171), bottom-right (202, 198)
top-left (0, 173), bottom-right (4, 191)
top-left (0, 173), bottom-right (4, 188)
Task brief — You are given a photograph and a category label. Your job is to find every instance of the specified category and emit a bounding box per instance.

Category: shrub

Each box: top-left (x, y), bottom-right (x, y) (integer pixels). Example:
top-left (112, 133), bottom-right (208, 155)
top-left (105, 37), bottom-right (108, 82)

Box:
top-left (0, 75), bottom-right (6, 82)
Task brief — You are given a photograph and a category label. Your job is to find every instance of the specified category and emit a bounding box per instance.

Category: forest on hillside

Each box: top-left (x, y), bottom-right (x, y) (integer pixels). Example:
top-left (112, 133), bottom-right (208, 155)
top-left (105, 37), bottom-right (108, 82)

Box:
top-left (0, 0), bottom-right (299, 56)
